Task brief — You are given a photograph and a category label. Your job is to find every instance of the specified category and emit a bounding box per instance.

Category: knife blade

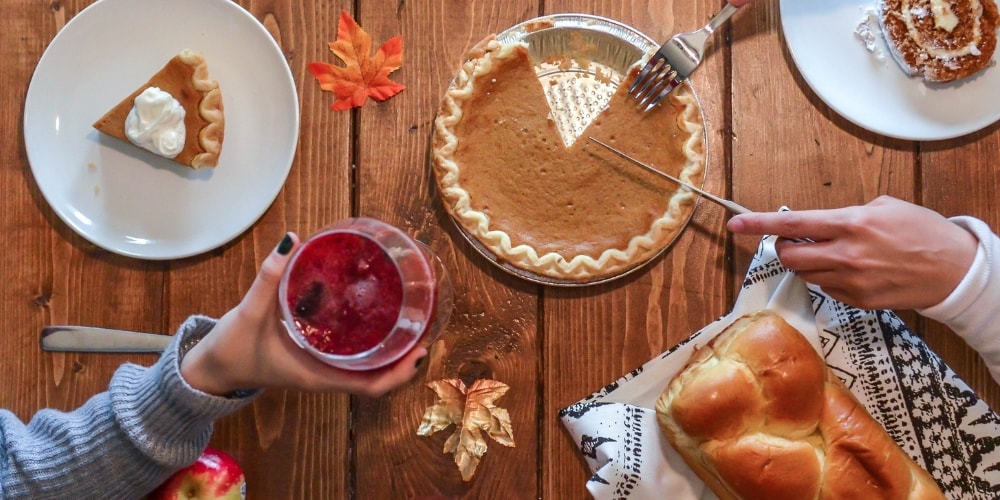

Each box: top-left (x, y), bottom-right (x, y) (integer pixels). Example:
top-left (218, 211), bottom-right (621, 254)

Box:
top-left (40, 326), bottom-right (172, 353)
top-left (588, 137), bottom-right (815, 244)
top-left (588, 136), bottom-right (752, 215)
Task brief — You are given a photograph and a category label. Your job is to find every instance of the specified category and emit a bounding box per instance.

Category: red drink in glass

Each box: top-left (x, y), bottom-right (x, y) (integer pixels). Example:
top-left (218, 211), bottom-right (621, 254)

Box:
top-left (279, 217), bottom-right (452, 370)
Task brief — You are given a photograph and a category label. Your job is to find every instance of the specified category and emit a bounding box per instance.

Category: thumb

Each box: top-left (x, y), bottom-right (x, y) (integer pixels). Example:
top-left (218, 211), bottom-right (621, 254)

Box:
top-left (240, 232), bottom-right (299, 312)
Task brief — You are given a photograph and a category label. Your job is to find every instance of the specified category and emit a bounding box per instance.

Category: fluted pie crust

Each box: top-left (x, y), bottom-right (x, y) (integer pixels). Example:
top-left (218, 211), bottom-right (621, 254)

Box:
top-left (93, 50), bottom-right (225, 169)
top-left (433, 38), bottom-right (705, 282)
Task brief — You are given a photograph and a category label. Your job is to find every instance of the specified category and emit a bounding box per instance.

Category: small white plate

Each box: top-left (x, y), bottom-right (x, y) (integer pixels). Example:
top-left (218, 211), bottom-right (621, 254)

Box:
top-left (24, 0), bottom-right (299, 260)
top-left (779, 0), bottom-right (1000, 141)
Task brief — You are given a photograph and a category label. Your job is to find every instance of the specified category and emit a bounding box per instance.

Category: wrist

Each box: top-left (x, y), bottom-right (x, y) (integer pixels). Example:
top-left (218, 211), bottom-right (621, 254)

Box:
top-left (939, 225), bottom-right (980, 296)
top-left (915, 223), bottom-right (980, 309)
top-left (180, 339), bottom-right (238, 396)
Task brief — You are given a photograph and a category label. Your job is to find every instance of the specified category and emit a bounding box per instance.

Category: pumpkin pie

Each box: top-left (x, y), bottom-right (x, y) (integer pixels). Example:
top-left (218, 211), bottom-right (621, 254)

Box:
top-left (93, 50), bottom-right (225, 168)
top-left (432, 37), bottom-right (706, 282)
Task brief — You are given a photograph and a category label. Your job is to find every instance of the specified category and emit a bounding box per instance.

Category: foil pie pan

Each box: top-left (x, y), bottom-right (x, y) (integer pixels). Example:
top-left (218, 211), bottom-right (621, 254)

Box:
top-left (441, 14), bottom-right (710, 287)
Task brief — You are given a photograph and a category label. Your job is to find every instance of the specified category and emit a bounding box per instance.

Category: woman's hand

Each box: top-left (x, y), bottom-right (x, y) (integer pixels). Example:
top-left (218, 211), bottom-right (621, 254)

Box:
top-left (180, 234), bottom-right (427, 397)
top-left (726, 196), bottom-right (979, 310)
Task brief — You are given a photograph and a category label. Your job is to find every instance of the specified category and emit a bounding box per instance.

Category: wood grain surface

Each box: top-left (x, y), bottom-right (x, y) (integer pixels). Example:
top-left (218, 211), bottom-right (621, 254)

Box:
top-left (5, 0), bottom-right (999, 498)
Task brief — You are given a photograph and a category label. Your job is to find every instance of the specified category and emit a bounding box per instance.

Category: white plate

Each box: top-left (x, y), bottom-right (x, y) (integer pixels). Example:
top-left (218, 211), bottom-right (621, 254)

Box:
top-left (779, 0), bottom-right (1000, 141)
top-left (24, 0), bottom-right (299, 259)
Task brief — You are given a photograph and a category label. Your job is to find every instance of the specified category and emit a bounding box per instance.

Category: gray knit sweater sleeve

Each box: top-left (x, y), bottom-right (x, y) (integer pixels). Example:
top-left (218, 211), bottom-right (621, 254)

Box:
top-left (0, 315), bottom-right (258, 499)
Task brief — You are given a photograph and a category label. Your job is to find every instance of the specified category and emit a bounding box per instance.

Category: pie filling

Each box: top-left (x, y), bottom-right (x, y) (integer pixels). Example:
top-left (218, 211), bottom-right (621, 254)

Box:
top-left (434, 37), bottom-right (706, 282)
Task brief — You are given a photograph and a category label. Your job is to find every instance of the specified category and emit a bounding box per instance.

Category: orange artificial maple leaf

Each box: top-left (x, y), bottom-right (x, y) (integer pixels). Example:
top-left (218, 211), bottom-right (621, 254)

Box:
top-left (307, 11), bottom-right (405, 110)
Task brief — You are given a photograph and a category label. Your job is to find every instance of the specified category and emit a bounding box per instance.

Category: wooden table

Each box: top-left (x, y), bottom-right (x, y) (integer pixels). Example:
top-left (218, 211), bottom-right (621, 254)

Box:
top-left (6, 0), bottom-right (999, 497)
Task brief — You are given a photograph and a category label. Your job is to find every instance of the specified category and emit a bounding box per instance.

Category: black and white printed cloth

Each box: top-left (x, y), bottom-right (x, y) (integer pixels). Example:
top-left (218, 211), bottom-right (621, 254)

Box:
top-left (560, 235), bottom-right (1000, 499)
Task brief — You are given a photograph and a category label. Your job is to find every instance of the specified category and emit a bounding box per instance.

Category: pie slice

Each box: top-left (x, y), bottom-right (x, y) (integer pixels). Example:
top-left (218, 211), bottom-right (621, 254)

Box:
top-left (433, 37), bottom-right (706, 282)
top-left (93, 49), bottom-right (225, 168)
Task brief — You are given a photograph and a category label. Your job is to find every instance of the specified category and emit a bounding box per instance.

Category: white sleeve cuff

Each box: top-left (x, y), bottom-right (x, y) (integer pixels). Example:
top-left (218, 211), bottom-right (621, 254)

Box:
top-left (918, 218), bottom-right (990, 323)
top-left (917, 216), bottom-right (1000, 384)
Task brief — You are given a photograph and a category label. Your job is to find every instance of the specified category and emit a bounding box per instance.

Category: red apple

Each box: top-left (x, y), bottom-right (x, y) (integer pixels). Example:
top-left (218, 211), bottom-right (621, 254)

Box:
top-left (148, 447), bottom-right (245, 500)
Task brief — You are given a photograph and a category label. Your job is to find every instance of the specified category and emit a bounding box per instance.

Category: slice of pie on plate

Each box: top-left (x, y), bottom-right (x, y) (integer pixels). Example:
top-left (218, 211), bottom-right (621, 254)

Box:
top-left (93, 49), bottom-right (225, 169)
top-left (432, 37), bottom-right (706, 283)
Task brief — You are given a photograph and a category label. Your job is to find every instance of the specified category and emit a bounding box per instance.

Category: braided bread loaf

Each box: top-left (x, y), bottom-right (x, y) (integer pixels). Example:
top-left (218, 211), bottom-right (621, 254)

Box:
top-left (880, 0), bottom-right (999, 82)
top-left (655, 310), bottom-right (945, 499)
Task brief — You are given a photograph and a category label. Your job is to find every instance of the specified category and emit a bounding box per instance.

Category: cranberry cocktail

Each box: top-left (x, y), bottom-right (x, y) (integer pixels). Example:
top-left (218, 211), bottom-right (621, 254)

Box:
top-left (279, 218), bottom-right (451, 370)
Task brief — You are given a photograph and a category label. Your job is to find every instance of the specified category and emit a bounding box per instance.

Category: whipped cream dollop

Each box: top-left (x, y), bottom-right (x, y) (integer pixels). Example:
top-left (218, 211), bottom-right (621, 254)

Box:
top-left (125, 87), bottom-right (186, 158)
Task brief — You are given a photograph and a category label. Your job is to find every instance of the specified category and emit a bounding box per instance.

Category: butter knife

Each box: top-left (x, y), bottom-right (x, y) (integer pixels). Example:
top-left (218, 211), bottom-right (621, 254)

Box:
top-left (40, 326), bottom-right (171, 353)
top-left (589, 137), bottom-right (814, 243)
top-left (588, 137), bottom-right (752, 214)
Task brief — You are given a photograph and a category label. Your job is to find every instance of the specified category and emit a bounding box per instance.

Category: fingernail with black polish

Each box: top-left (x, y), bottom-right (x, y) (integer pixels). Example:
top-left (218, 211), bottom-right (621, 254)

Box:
top-left (277, 233), bottom-right (293, 255)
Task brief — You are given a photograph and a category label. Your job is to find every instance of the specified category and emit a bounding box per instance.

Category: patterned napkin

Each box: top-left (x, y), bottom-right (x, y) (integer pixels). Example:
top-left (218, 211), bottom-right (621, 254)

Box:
top-left (560, 235), bottom-right (1000, 500)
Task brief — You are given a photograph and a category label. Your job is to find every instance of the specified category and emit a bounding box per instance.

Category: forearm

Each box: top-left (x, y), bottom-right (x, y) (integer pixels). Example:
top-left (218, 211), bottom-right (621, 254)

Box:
top-left (0, 316), bottom-right (258, 498)
top-left (918, 216), bottom-right (1000, 384)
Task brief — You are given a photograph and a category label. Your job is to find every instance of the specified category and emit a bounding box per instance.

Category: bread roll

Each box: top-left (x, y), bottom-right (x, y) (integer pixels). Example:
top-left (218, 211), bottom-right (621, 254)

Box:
top-left (879, 0), bottom-right (999, 82)
top-left (655, 310), bottom-right (945, 500)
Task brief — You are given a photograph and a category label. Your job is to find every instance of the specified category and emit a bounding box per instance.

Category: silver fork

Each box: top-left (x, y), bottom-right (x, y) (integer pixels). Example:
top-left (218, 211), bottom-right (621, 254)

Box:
top-left (630, 0), bottom-right (747, 112)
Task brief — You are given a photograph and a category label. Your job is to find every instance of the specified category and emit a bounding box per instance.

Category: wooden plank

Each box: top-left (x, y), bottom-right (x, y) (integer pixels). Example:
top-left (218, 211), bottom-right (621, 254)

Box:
top-left (352, 1), bottom-right (541, 497)
top-left (162, 1), bottom-right (355, 498)
top-left (920, 133), bottom-right (1000, 411)
top-left (730, 0), bottom-right (917, 277)
top-left (736, 0), bottom-right (1000, 453)
top-left (536, 0), bottom-right (730, 496)
top-left (4, 0), bottom-right (168, 430)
